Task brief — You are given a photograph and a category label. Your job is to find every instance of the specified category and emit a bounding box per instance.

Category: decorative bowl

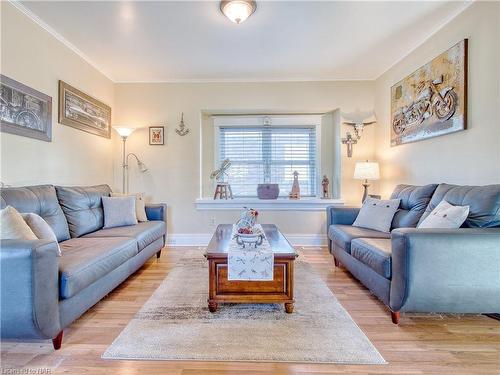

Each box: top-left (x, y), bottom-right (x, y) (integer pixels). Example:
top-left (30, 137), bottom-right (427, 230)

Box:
top-left (234, 233), bottom-right (263, 248)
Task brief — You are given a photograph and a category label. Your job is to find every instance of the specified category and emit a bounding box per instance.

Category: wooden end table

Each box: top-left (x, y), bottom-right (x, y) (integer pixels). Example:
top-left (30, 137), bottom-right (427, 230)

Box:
top-left (204, 224), bottom-right (298, 313)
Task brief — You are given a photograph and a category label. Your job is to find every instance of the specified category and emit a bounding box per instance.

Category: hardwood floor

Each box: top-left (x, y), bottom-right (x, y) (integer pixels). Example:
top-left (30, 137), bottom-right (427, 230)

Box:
top-left (1, 247), bottom-right (499, 374)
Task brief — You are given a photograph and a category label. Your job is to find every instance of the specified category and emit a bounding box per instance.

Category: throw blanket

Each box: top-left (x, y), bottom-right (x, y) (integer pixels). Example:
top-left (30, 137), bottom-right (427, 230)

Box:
top-left (228, 224), bottom-right (274, 281)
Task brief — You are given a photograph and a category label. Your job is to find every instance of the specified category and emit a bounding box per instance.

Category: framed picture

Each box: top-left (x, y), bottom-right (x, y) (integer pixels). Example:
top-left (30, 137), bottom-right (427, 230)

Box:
top-left (149, 126), bottom-right (164, 145)
top-left (0, 74), bottom-right (52, 142)
top-left (58, 80), bottom-right (111, 138)
top-left (390, 39), bottom-right (468, 146)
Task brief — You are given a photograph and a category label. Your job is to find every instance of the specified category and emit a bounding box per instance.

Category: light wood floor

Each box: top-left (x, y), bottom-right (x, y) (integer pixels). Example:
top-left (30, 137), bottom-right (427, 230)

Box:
top-left (1, 247), bottom-right (499, 374)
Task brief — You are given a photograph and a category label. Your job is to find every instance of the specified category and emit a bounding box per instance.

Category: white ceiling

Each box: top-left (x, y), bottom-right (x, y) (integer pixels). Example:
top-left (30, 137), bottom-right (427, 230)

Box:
top-left (17, 1), bottom-right (471, 82)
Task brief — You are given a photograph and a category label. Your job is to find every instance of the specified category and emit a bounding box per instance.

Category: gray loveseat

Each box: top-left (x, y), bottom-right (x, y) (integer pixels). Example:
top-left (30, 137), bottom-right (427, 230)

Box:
top-left (327, 183), bottom-right (500, 324)
top-left (0, 184), bottom-right (166, 349)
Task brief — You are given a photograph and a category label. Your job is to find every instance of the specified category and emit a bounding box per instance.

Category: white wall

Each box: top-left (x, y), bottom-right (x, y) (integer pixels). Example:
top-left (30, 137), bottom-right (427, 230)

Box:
top-left (0, 2), bottom-right (115, 187)
top-left (113, 81), bottom-right (376, 241)
top-left (374, 1), bottom-right (500, 198)
top-left (4, 1), bottom-right (496, 245)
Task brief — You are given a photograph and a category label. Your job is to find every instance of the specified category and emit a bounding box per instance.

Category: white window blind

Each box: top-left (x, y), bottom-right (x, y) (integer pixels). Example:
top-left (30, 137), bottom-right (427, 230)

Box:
top-left (218, 126), bottom-right (317, 197)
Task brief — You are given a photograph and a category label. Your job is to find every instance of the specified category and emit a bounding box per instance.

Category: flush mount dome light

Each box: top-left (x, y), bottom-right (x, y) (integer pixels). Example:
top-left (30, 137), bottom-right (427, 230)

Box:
top-left (220, 0), bottom-right (257, 24)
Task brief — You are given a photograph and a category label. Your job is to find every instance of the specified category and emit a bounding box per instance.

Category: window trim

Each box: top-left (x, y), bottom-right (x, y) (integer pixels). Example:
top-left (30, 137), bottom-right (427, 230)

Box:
top-left (213, 115), bottom-right (322, 198)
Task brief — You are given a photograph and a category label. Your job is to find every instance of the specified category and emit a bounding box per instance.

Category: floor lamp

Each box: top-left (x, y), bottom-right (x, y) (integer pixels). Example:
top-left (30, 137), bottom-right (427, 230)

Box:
top-left (113, 127), bottom-right (148, 193)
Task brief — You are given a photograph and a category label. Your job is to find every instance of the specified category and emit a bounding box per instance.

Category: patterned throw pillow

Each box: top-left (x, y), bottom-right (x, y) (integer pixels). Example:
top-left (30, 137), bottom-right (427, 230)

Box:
top-left (353, 198), bottom-right (401, 233)
top-left (418, 200), bottom-right (469, 229)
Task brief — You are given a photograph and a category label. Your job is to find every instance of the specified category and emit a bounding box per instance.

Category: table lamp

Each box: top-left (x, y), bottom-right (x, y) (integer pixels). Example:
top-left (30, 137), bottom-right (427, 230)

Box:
top-left (354, 160), bottom-right (380, 203)
top-left (113, 126), bottom-right (148, 193)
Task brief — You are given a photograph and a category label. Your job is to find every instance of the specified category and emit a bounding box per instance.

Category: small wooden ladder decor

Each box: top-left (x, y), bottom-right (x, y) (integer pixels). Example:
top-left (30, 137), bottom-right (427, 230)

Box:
top-left (213, 182), bottom-right (233, 200)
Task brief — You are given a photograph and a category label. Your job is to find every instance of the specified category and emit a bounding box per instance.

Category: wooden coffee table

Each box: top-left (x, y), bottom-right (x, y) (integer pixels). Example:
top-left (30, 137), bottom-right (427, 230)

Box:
top-left (205, 224), bottom-right (298, 313)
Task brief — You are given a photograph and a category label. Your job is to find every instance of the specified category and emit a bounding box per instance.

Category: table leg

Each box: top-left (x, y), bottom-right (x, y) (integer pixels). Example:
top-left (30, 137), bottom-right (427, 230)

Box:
top-left (208, 301), bottom-right (218, 313)
top-left (285, 302), bottom-right (294, 313)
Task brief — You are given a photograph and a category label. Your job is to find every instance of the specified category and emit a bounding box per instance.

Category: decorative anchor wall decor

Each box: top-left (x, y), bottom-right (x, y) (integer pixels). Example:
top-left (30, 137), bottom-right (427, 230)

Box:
top-left (342, 132), bottom-right (358, 158)
top-left (175, 113), bottom-right (190, 136)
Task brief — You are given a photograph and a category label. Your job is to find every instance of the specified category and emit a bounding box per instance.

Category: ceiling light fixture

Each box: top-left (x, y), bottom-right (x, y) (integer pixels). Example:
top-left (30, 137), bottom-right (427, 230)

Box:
top-left (220, 0), bottom-right (257, 24)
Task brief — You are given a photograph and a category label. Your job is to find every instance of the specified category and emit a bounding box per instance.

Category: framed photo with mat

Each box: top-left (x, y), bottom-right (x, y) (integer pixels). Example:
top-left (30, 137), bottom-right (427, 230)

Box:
top-left (149, 126), bottom-right (164, 145)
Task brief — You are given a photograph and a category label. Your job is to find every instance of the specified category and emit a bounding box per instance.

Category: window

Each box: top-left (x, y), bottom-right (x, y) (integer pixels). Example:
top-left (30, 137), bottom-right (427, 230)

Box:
top-left (217, 123), bottom-right (318, 197)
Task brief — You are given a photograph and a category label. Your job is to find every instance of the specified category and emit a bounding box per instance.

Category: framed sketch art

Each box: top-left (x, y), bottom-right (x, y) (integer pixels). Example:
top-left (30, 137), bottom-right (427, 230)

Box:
top-left (0, 75), bottom-right (52, 141)
top-left (149, 126), bottom-right (165, 145)
top-left (58, 80), bottom-right (111, 138)
top-left (391, 39), bottom-right (468, 146)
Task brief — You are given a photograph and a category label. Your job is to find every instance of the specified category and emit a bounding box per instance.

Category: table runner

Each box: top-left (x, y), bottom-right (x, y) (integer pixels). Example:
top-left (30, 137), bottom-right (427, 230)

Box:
top-left (228, 224), bottom-right (274, 281)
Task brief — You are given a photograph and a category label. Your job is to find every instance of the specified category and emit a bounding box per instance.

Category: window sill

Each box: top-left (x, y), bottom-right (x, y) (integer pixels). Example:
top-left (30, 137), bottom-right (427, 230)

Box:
top-left (195, 198), bottom-right (344, 211)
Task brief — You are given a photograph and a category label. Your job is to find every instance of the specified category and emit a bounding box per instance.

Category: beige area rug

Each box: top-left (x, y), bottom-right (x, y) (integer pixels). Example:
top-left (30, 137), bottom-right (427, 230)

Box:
top-left (102, 250), bottom-right (386, 364)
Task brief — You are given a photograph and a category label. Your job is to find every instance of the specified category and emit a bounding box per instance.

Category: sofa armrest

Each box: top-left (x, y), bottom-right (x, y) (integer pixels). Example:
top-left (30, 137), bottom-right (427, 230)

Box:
top-left (145, 203), bottom-right (167, 222)
top-left (0, 240), bottom-right (61, 340)
top-left (326, 206), bottom-right (360, 227)
top-left (390, 228), bottom-right (500, 313)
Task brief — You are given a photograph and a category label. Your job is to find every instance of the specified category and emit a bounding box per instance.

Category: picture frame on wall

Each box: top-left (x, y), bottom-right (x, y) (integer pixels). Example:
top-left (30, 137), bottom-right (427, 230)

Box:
top-left (390, 39), bottom-right (468, 146)
top-left (58, 80), bottom-right (111, 138)
top-left (149, 126), bottom-right (165, 145)
top-left (0, 74), bottom-right (52, 142)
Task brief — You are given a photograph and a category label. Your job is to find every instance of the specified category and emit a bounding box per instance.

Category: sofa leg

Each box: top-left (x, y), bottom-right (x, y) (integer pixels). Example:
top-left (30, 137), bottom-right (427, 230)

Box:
top-left (333, 256), bottom-right (340, 267)
top-left (156, 250), bottom-right (162, 259)
top-left (52, 330), bottom-right (63, 350)
top-left (391, 311), bottom-right (400, 324)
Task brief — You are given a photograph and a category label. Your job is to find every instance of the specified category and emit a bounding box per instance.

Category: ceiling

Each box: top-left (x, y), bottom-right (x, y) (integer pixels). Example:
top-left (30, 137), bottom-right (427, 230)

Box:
top-left (17, 1), bottom-right (471, 82)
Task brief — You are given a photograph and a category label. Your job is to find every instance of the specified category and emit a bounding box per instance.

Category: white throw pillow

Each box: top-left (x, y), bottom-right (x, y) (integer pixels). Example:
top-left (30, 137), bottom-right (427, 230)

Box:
top-left (102, 196), bottom-right (138, 229)
top-left (21, 213), bottom-right (61, 256)
top-left (353, 198), bottom-right (401, 233)
top-left (418, 200), bottom-right (469, 229)
top-left (0, 206), bottom-right (37, 240)
top-left (111, 192), bottom-right (148, 222)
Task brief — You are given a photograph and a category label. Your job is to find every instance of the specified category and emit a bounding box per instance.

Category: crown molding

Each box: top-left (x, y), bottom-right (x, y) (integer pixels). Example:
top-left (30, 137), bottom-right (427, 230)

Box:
top-left (373, 0), bottom-right (474, 80)
top-left (9, 0), bottom-right (474, 84)
top-left (8, 0), bottom-right (116, 82)
top-left (113, 77), bottom-right (374, 84)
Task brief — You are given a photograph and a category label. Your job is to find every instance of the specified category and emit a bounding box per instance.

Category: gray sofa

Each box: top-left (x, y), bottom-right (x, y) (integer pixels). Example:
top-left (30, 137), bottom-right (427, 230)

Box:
top-left (327, 183), bottom-right (500, 324)
top-left (0, 184), bottom-right (166, 349)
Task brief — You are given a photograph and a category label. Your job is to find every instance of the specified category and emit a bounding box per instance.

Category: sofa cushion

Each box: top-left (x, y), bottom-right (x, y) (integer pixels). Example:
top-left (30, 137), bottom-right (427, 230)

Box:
top-left (83, 221), bottom-right (166, 251)
top-left (390, 184), bottom-right (438, 229)
top-left (56, 185), bottom-right (112, 237)
top-left (353, 198), bottom-right (400, 233)
top-left (328, 224), bottom-right (391, 253)
top-left (418, 200), bottom-right (469, 229)
top-left (418, 183), bottom-right (500, 228)
top-left (0, 185), bottom-right (70, 241)
top-left (59, 237), bottom-right (137, 299)
top-left (102, 196), bottom-right (138, 228)
top-left (22, 212), bottom-right (61, 256)
top-left (351, 238), bottom-right (392, 279)
top-left (0, 206), bottom-right (37, 240)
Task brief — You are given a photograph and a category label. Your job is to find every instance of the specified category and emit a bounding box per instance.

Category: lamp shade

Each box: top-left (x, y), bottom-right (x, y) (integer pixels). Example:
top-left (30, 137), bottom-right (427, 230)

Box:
top-left (354, 161), bottom-right (380, 180)
top-left (113, 126), bottom-right (135, 138)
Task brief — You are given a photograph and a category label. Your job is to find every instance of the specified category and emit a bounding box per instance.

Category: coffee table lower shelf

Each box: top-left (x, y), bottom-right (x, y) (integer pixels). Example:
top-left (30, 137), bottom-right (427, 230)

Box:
top-left (206, 256), bottom-right (296, 313)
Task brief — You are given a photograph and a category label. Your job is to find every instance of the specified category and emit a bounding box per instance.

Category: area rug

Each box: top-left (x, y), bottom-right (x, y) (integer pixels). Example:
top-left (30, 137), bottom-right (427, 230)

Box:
top-left (102, 250), bottom-right (385, 364)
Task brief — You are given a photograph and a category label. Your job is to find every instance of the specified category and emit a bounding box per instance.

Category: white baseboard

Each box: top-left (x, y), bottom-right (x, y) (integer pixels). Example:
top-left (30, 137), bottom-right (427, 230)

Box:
top-left (166, 234), bottom-right (212, 246)
top-left (166, 233), bottom-right (327, 247)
